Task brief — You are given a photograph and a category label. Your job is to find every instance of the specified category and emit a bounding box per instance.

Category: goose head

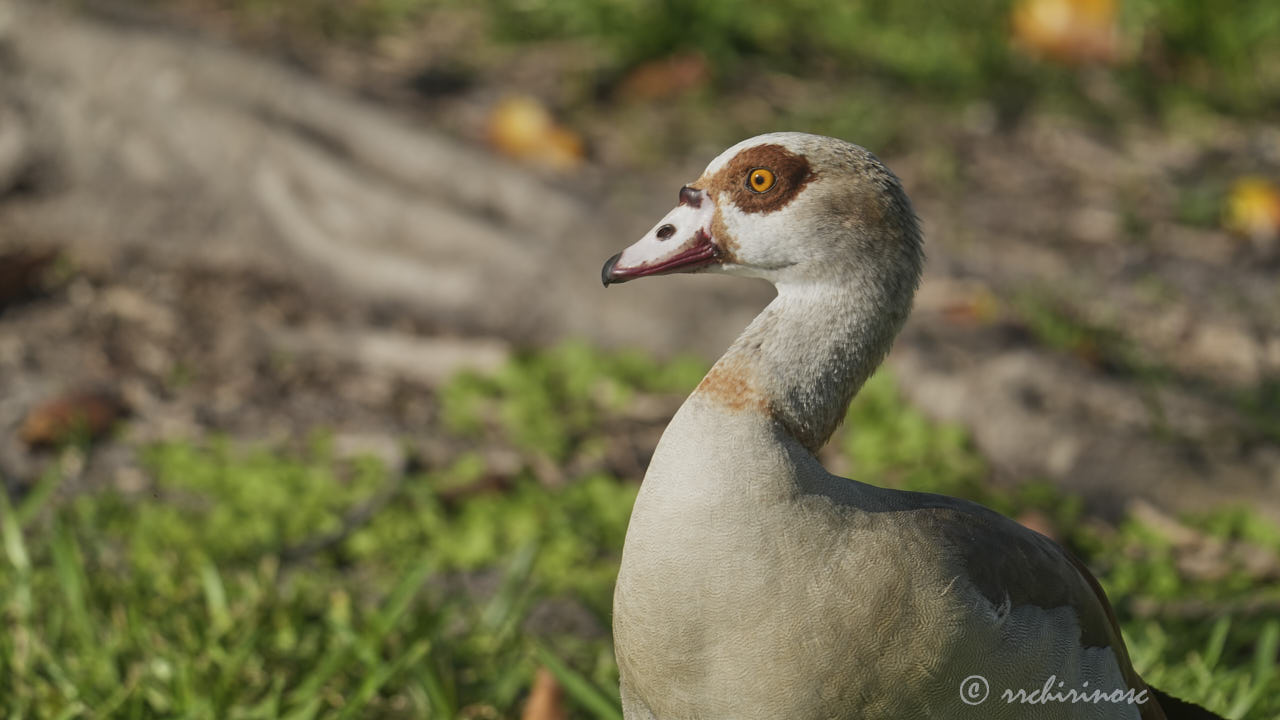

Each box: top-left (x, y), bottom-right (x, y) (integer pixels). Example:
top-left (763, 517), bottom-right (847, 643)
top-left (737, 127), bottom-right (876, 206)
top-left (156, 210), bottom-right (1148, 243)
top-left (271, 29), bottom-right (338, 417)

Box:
top-left (602, 132), bottom-right (923, 295)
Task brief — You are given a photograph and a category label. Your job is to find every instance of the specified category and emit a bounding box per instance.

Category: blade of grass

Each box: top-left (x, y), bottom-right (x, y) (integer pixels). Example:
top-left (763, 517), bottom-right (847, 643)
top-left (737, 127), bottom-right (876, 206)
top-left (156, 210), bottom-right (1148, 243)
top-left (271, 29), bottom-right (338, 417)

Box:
top-left (279, 696), bottom-right (323, 720)
top-left (285, 554), bottom-right (435, 711)
top-left (51, 702), bottom-right (90, 720)
top-left (366, 554), bottom-right (436, 641)
top-left (335, 640), bottom-right (430, 720)
top-left (30, 631), bottom-right (83, 706)
top-left (199, 557), bottom-right (232, 636)
top-left (0, 490), bottom-right (32, 623)
top-left (1252, 620), bottom-right (1278, 686)
top-left (214, 611), bottom-right (267, 702)
top-left (1203, 616), bottom-right (1230, 670)
top-left (533, 645), bottom-right (622, 720)
top-left (51, 521), bottom-right (92, 647)
top-left (479, 543), bottom-right (537, 633)
top-left (417, 656), bottom-right (457, 720)
top-left (283, 626), bottom-right (356, 712)
top-left (15, 467), bottom-right (60, 527)
top-left (93, 663), bottom-right (142, 719)
top-left (1, 490), bottom-right (31, 574)
top-left (238, 673), bottom-right (287, 720)
top-left (1226, 619), bottom-right (1279, 719)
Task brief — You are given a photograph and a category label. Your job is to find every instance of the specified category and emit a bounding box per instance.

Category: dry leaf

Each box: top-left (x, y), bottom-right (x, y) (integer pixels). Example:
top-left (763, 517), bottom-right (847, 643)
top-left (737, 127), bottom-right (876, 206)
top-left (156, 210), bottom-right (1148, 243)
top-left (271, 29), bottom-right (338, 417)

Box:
top-left (522, 667), bottom-right (567, 720)
top-left (0, 247), bottom-right (59, 309)
top-left (941, 288), bottom-right (1001, 325)
top-left (617, 53), bottom-right (709, 102)
top-left (487, 96), bottom-right (584, 172)
top-left (436, 474), bottom-right (515, 508)
top-left (1011, 0), bottom-right (1122, 64)
top-left (20, 389), bottom-right (127, 448)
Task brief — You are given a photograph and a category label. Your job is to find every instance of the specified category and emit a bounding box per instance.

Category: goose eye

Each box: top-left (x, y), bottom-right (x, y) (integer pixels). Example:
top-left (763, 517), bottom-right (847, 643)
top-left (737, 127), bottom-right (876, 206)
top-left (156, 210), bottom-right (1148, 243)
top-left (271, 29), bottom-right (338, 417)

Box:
top-left (747, 168), bottom-right (776, 193)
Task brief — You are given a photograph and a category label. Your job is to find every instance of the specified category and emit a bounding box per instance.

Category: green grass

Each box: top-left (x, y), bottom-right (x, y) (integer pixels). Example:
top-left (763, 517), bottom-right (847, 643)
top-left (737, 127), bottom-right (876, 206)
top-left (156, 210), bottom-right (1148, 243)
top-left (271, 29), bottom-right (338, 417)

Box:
top-left (2, 344), bottom-right (1278, 718)
top-left (144, 0), bottom-right (1280, 125)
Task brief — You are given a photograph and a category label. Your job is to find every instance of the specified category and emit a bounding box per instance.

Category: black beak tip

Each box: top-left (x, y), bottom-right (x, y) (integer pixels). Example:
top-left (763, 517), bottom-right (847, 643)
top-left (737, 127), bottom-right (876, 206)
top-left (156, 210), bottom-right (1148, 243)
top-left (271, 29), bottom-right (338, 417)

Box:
top-left (601, 252), bottom-right (622, 288)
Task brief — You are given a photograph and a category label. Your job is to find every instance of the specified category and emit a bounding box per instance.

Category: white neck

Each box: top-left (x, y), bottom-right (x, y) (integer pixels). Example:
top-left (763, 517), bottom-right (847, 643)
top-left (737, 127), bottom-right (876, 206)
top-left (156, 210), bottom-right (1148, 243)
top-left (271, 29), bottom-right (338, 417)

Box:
top-left (695, 273), bottom-right (911, 453)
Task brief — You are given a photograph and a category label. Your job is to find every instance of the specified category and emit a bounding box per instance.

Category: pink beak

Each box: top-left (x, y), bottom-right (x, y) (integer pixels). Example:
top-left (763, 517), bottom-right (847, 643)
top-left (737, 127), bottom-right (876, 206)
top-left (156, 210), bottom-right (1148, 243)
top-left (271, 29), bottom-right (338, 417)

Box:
top-left (602, 187), bottom-right (720, 286)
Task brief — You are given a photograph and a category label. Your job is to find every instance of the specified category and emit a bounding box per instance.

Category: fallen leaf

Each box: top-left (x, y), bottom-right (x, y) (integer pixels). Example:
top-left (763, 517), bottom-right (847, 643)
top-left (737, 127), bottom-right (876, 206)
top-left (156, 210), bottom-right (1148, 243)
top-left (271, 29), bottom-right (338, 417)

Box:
top-left (522, 667), bottom-right (566, 720)
top-left (1224, 176), bottom-right (1280, 244)
top-left (20, 389), bottom-right (127, 449)
top-left (436, 474), bottom-right (515, 508)
top-left (1011, 0), bottom-right (1122, 64)
top-left (941, 288), bottom-right (1002, 325)
top-left (487, 96), bottom-right (584, 171)
top-left (0, 247), bottom-right (59, 309)
top-left (617, 53), bottom-right (709, 102)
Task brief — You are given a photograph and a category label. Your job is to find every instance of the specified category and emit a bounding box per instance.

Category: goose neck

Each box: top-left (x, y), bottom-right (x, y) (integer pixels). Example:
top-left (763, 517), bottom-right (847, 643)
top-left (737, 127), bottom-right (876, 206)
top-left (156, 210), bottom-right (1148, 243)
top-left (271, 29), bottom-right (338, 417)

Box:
top-left (694, 279), bottom-right (908, 454)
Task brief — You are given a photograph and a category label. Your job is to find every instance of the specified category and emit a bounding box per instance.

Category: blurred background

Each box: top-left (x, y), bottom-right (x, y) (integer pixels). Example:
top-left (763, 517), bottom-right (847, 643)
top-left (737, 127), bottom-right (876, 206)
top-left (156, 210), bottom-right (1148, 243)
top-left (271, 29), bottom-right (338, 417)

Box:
top-left (1, 0), bottom-right (1278, 716)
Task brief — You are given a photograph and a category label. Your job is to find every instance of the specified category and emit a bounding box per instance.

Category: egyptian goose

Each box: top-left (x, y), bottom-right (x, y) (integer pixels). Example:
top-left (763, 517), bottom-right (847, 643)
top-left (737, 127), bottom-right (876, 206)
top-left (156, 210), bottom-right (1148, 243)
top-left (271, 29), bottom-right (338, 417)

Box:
top-left (601, 133), bottom-right (1221, 719)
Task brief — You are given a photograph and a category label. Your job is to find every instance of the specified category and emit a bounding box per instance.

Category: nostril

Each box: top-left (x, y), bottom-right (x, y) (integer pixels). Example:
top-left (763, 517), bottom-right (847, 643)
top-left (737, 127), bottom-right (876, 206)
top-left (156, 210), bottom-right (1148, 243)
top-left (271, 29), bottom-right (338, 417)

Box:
top-left (678, 186), bottom-right (702, 208)
top-left (656, 224), bottom-right (676, 240)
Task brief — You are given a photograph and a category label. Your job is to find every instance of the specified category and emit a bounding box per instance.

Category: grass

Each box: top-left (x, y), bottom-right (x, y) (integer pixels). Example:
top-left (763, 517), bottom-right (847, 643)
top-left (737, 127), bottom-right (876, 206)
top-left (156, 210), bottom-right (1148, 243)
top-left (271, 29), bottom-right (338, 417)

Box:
top-left (140, 0), bottom-right (1280, 127)
top-left (2, 344), bottom-right (1278, 718)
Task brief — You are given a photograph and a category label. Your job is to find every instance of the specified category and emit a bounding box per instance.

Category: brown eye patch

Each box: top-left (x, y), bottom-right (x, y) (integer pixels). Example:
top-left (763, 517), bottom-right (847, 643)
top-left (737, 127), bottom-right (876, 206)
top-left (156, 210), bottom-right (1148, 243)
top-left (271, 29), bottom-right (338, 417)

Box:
top-left (696, 144), bottom-right (816, 215)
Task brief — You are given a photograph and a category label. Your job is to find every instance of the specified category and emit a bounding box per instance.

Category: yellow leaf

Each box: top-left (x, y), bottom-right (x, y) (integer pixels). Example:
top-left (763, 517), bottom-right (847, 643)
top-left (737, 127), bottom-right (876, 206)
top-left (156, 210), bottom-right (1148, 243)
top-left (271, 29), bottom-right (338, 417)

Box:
top-left (1011, 0), bottom-right (1121, 64)
top-left (487, 95), bottom-right (584, 171)
top-left (1225, 177), bottom-right (1280, 242)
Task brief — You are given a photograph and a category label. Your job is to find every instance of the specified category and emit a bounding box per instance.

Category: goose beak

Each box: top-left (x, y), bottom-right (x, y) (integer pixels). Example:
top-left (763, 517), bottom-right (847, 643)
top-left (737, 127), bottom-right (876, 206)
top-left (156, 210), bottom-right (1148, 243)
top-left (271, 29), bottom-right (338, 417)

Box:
top-left (602, 187), bottom-right (720, 287)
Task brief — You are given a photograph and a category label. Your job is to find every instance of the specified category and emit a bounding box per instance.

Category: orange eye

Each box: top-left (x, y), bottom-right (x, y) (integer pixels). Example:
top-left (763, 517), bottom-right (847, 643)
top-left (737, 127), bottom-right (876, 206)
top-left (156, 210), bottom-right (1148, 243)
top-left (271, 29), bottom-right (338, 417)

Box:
top-left (747, 168), bottom-right (776, 193)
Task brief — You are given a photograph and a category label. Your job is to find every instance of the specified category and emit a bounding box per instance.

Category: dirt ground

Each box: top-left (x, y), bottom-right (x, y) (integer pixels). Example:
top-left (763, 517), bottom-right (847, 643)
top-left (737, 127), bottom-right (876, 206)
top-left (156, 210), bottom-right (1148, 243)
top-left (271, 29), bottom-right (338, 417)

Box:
top-left (1, 0), bottom-right (1277, 521)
